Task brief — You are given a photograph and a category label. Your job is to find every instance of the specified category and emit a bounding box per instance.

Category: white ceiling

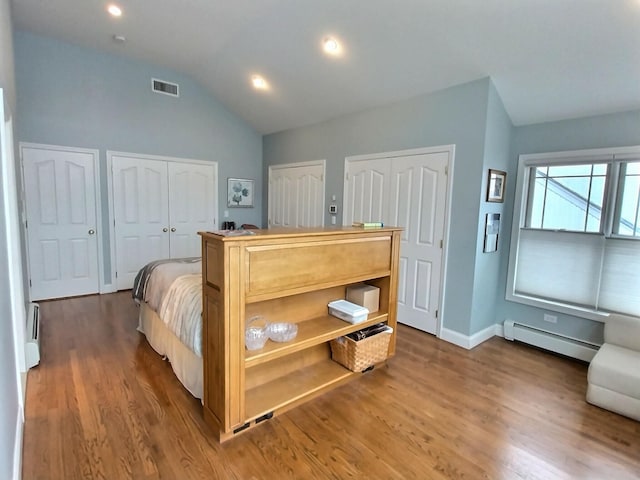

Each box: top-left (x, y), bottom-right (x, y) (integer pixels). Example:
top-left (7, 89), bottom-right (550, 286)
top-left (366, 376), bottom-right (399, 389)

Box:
top-left (11, 0), bottom-right (640, 135)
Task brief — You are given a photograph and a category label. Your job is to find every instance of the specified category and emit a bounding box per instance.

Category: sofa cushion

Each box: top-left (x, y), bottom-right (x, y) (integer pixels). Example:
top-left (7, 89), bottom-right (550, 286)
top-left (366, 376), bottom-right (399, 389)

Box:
top-left (605, 314), bottom-right (640, 351)
top-left (588, 344), bottom-right (640, 399)
top-left (586, 384), bottom-right (640, 421)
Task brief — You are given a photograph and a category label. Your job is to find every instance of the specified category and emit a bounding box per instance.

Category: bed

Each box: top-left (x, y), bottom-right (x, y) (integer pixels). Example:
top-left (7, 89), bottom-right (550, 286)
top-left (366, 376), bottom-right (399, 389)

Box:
top-left (132, 257), bottom-right (204, 399)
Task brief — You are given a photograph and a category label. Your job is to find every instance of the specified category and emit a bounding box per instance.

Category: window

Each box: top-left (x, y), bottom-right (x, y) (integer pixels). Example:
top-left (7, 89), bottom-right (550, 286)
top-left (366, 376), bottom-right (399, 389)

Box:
top-left (527, 164), bottom-right (607, 232)
top-left (615, 162), bottom-right (640, 236)
top-left (507, 146), bottom-right (640, 319)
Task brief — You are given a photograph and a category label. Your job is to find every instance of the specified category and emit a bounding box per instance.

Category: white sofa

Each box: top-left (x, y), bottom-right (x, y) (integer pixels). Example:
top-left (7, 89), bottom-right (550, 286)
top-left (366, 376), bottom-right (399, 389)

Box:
top-left (587, 313), bottom-right (640, 421)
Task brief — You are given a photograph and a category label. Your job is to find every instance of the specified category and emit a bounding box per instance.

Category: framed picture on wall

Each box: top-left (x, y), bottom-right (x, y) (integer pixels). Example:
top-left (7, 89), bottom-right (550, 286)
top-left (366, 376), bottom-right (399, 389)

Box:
top-left (483, 213), bottom-right (501, 253)
top-left (227, 178), bottom-right (254, 207)
top-left (486, 169), bottom-right (506, 203)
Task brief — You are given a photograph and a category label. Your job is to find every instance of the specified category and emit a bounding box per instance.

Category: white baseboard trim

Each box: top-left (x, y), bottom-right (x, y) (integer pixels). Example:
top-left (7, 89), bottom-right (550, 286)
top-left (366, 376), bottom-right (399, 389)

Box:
top-left (439, 327), bottom-right (471, 349)
top-left (13, 409), bottom-right (23, 480)
top-left (21, 372), bottom-right (27, 405)
top-left (439, 324), bottom-right (501, 350)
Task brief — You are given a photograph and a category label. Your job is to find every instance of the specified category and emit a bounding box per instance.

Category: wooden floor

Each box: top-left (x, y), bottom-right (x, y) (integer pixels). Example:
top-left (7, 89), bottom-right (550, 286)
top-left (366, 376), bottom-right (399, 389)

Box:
top-left (22, 292), bottom-right (640, 480)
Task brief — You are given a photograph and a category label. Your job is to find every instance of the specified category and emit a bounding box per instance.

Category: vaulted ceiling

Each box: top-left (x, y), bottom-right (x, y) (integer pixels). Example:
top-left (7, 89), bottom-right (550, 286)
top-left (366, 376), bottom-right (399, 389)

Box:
top-left (11, 0), bottom-right (640, 134)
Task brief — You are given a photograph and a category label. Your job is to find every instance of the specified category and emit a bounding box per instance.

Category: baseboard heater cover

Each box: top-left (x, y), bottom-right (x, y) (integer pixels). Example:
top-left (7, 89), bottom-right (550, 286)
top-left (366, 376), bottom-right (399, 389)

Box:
top-left (503, 319), bottom-right (599, 362)
top-left (26, 302), bottom-right (40, 369)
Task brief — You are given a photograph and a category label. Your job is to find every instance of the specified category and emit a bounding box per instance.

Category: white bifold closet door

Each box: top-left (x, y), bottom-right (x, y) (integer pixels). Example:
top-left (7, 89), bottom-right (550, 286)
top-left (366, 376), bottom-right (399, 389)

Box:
top-left (344, 148), bottom-right (450, 335)
top-left (268, 161), bottom-right (325, 228)
top-left (112, 153), bottom-right (216, 290)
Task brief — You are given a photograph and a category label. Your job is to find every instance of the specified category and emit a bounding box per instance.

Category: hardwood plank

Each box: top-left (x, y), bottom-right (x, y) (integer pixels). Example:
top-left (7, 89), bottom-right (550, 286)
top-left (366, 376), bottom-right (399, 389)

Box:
top-left (22, 291), bottom-right (640, 479)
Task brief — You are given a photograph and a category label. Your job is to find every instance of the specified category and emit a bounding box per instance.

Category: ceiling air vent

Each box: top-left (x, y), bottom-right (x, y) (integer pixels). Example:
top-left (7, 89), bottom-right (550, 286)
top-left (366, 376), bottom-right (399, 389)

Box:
top-left (151, 78), bottom-right (179, 97)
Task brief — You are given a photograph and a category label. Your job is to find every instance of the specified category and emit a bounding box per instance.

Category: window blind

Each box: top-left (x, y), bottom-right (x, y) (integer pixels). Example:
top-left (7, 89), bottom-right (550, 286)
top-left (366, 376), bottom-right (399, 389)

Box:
top-left (599, 238), bottom-right (640, 315)
top-left (515, 229), bottom-right (603, 307)
top-left (515, 229), bottom-right (640, 316)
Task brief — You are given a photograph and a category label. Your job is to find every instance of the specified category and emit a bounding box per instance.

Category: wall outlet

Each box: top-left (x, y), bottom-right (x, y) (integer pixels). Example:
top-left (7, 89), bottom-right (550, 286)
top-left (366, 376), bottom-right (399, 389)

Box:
top-left (543, 313), bottom-right (557, 323)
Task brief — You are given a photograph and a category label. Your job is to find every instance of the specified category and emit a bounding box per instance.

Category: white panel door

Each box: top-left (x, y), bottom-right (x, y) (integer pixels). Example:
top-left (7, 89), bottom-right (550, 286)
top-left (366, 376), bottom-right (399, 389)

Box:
top-left (389, 152), bottom-right (448, 334)
top-left (168, 162), bottom-right (216, 257)
top-left (112, 155), bottom-right (169, 290)
top-left (344, 149), bottom-right (450, 334)
top-left (268, 162), bottom-right (325, 228)
top-left (23, 146), bottom-right (100, 300)
top-left (343, 157), bottom-right (390, 226)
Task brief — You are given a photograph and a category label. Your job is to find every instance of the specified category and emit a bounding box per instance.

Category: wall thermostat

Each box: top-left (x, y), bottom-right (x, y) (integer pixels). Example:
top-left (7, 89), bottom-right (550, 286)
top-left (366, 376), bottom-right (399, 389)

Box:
top-left (329, 204), bottom-right (338, 214)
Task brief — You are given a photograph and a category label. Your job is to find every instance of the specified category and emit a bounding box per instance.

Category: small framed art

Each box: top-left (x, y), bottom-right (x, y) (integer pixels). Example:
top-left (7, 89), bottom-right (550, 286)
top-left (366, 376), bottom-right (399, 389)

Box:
top-left (227, 178), bottom-right (254, 207)
top-left (486, 169), bottom-right (506, 203)
top-left (487, 168), bottom-right (507, 203)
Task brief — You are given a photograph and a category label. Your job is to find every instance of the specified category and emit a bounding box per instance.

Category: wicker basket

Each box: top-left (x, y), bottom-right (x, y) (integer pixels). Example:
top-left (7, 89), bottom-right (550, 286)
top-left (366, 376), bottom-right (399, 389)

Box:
top-left (330, 327), bottom-right (393, 372)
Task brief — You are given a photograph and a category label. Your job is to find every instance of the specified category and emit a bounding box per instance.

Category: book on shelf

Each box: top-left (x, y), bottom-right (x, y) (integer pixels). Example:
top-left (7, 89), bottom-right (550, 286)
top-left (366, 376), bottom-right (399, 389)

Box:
top-left (345, 322), bottom-right (391, 341)
top-left (352, 221), bottom-right (384, 228)
top-left (210, 229), bottom-right (256, 237)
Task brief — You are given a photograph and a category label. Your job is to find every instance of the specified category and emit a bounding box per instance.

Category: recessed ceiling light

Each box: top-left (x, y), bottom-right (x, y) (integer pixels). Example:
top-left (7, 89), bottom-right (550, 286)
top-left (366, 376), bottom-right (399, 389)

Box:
top-left (322, 36), bottom-right (341, 56)
top-left (107, 4), bottom-right (122, 17)
top-left (251, 75), bottom-right (269, 91)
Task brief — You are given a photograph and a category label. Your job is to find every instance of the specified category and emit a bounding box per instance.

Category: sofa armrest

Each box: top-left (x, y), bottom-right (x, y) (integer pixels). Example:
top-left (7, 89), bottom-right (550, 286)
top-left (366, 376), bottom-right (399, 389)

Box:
top-left (604, 314), bottom-right (640, 350)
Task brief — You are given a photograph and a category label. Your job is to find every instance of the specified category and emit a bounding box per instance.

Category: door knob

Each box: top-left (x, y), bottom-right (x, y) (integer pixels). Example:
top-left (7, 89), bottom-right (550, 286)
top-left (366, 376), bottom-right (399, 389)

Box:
top-left (171, 227), bottom-right (176, 232)
top-left (163, 228), bottom-right (168, 232)
top-left (88, 229), bottom-right (95, 235)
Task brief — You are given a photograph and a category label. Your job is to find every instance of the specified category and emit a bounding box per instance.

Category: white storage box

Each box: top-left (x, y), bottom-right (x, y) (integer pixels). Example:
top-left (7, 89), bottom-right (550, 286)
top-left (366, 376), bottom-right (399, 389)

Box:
top-left (328, 299), bottom-right (370, 324)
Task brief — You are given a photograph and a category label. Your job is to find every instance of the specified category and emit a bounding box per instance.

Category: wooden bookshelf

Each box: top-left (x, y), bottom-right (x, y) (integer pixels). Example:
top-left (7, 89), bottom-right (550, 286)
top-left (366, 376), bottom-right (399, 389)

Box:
top-left (199, 227), bottom-right (401, 441)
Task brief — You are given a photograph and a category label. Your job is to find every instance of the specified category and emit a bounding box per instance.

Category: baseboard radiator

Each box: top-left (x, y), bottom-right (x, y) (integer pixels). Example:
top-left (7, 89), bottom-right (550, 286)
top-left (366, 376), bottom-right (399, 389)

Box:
top-left (503, 319), bottom-right (599, 362)
top-left (25, 302), bottom-right (40, 369)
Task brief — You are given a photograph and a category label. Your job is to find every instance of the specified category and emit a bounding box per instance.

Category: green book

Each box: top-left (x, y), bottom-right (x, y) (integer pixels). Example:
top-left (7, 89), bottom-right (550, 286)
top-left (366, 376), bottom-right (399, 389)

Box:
top-left (352, 221), bottom-right (384, 228)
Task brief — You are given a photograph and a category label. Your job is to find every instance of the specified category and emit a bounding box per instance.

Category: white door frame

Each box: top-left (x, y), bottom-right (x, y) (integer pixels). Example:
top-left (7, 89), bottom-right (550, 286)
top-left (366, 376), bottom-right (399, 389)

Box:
top-left (268, 159), bottom-right (326, 227)
top-left (2, 93), bottom-right (26, 382)
top-left (344, 145), bottom-right (455, 337)
top-left (1, 88), bottom-right (26, 480)
top-left (106, 150), bottom-right (219, 289)
top-left (20, 142), bottom-right (105, 299)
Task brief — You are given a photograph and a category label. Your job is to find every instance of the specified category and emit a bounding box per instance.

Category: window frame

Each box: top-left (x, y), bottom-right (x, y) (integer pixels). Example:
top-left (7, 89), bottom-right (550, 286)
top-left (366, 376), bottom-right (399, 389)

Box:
top-left (506, 145), bottom-right (640, 321)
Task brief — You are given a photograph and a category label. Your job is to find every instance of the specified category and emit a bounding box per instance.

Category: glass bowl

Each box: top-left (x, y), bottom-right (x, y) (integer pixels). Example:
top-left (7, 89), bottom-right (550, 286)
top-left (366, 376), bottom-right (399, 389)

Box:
top-left (245, 316), bottom-right (269, 350)
top-left (268, 322), bottom-right (298, 342)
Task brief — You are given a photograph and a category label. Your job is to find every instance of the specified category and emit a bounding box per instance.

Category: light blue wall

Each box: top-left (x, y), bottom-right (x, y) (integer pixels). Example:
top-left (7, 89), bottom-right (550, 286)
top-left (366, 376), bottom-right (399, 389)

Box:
top-left (470, 81), bottom-right (513, 335)
top-left (264, 78), bottom-right (493, 336)
top-left (496, 108), bottom-right (640, 344)
top-left (0, 0), bottom-right (20, 478)
top-left (0, 0), bottom-right (15, 111)
top-left (14, 31), bottom-right (263, 283)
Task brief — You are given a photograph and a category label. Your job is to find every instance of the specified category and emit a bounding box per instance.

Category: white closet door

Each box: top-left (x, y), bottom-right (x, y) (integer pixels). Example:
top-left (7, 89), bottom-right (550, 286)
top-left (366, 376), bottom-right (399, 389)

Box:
top-left (388, 152), bottom-right (448, 334)
top-left (268, 161), bottom-right (325, 228)
top-left (344, 148), bottom-right (450, 335)
top-left (168, 162), bottom-right (216, 257)
top-left (342, 157), bottom-right (390, 226)
top-left (112, 155), bottom-right (169, 290)
top-left (23, 146), bottom-right (100, 300)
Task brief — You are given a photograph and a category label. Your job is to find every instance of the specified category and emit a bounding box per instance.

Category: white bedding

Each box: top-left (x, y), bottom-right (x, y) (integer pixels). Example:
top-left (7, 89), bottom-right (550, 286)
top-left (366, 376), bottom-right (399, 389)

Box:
top-left (157, 273), bottom-right (203, 356)
top-left (139, 258), bottom-right (202, 311)
top-left (134, 258), bottom-right (203, 355)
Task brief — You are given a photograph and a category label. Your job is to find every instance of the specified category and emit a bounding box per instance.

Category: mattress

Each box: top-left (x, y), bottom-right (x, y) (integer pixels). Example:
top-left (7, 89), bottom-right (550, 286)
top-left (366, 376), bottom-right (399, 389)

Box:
top-left (138, 301), bottom-right (203, 400)
top-left (133, 257), bottom-right (205, 400)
